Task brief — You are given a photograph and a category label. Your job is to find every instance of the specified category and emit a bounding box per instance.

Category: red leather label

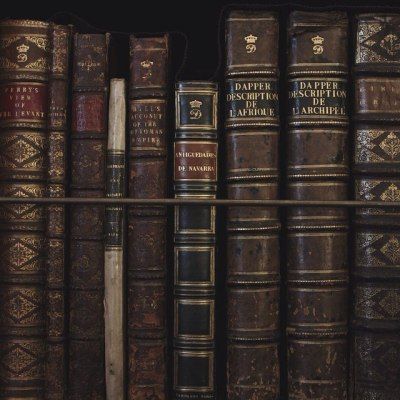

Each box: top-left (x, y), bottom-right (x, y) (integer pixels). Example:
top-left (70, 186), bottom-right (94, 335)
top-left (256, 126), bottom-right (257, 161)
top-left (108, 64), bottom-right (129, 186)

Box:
top-left (72, 93), bottom-right (106, 133)
top-left (174, 141), bottom-right (218, 182)
top-left (0, 82), bottom-right (47, 124)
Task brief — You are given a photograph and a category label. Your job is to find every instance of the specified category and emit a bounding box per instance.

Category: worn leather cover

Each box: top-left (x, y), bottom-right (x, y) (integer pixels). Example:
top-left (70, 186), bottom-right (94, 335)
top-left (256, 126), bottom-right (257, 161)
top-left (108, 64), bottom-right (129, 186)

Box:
top-left (352, 14), bottom-right (400, 400)
top-left (225, 10), bottom-right (280, 400)
top-left (69, 33), bottom-right (109, 400)
top-left (45, 23), bottom-right (71, 400)
top-left (0, 19), bottom-right (50, 399)
top-left (174, 81), bottom-right (218, 400)
top-left (128, 35), bottom-right (169, 400)
top-left (287, 11), bottom-right (349, 400)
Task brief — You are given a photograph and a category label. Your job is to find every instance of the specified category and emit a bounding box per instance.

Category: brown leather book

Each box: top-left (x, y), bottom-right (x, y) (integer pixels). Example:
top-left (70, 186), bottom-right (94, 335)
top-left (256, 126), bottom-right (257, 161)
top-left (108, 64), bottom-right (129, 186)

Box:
top-left (224, 10), bottom-right (280, 400)
top-left (69, 33), bottom-right (109, 399)
top-left (352, 13), bottom-right (400, 400)
top-left (0, 19), bottom-right (50, 399)
top-left (173, 81), bottom-right (218, 400)
top-left (45, 23), bottom-right (72, 400)
top-left (127, 35), bottom-right (169, 400)
top-left (286, 11), bottom-right (349, 400)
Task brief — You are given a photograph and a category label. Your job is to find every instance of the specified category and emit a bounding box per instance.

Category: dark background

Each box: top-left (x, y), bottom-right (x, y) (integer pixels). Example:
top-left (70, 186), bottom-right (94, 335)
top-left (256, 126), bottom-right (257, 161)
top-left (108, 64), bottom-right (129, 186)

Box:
top-left (3, 1), bottom-right (400, 398)
top-left (3, 0), bottom-right (400, 79)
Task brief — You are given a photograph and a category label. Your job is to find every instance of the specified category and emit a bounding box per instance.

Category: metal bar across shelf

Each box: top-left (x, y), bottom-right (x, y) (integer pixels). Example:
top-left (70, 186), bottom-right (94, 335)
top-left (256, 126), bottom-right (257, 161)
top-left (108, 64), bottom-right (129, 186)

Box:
top-left (0, 197), bottom-right (397, 207)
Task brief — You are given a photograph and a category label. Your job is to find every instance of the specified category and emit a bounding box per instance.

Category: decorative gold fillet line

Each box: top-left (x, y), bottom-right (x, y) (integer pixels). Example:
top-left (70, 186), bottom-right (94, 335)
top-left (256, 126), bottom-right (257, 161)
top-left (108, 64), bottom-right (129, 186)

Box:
top-left (174, 351), bottom-right (213, 392)
top-left (288, 77), bottom-right (347, 82)
top-left (174, 246), bottom-right (215, 286)
top-left (287, 225), bottom-right (348, 230)
top-left (227, 18), bottom-right (276, 21)
top-left (288, 269), bottom-right (348, 274)
top-left (0, 20), bottom-right (49, 27)
top-left (289, 71), bottom-right (347, 76)
top-left (288, 232), bottom-right (347, 237)
top-left (227, 71), bottom-right (276, 76)
top-left (290, 379), bottom-right (345, 384)
top-left (288, 288), bottom-right (347, 292)
top-left (228, 175), bottom-right (278, 181)
top-left (289, 130), bottom-right (347, 134)
top-left (227, 131), bottom-right (278, 137)
top-left (290, 63), bottom-right (347, 66)
top-left (288, 174), bottom-right (348, 178)
top-left (289, 121), bottom-right (348, 126)
top-left (228, 235), bottom-right (279, 240)
top-left (228, 167), bottom-right (277, 172)
top-left (231, 343), bottom-right (278, 348)
top-left (228, 226), bottom-right (280, 231)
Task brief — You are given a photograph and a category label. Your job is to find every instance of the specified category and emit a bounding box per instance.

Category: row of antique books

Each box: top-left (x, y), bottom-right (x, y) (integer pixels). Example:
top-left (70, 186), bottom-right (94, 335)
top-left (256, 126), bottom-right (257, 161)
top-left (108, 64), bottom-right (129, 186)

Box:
top-left (0, 9), bottom-right (399, 400)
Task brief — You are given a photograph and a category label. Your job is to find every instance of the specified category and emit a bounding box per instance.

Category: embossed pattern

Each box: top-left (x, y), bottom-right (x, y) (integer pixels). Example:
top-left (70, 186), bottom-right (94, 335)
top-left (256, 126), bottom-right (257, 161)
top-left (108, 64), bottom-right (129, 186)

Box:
top-left (0, 18), bottom-right (49, 399)
top-left (353, 13), bottom-right (400, 400)
top-left (45, 24), bottom-right (71, 400)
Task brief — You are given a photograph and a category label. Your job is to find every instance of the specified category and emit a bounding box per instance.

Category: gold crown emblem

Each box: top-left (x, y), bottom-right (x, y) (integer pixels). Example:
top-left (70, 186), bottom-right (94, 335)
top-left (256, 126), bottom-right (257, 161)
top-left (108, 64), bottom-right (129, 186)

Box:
top-left (244, 34), bottom-right (258, 44)
top-left (190, 100), bottom-right (202, 108)
top-left (140, 60), bottom-right (153, 68)
top-left (16, 43), bottom-right (29, 53)
top-left (311, 35), bottom-right (324, 45)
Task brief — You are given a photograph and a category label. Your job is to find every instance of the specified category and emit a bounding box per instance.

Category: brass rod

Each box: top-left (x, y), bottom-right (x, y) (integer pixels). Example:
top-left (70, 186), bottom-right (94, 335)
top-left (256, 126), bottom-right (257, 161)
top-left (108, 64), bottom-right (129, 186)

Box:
top-left (0, 197), bottom-right (397, 207)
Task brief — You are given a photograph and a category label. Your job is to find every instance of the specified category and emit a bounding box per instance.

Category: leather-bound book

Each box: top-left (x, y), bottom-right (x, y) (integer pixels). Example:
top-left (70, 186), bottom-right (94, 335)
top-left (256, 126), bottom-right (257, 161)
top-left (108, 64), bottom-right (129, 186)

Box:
top-left (45, 23), bottom-right (71, 400)
top-left (127, 35), bottom-right (168, 400)
top-left (69, 33), bottom-right (109, 399)
top-left (173, 81), bottom-right (218, 400)
top-left (0, 19), bottom-right (50, 399)
top-left (286, 12), bottom-right (349, 400)
top-left (225, 11), bottom-right (280, 400)
top-left (352, 14), bottom-right (400, 400)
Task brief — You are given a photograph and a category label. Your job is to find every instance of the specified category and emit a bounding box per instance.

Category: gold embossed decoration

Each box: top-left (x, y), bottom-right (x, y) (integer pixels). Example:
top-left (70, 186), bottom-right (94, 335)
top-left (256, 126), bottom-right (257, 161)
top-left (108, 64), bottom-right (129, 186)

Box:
top-left (0, 131), bottom-right (46, 179)
top-left (244, 34), bottom-right (257, 53)
top-left (357, 19), bottom-right (400, 63)
top-left (381, 183), bottom-right (400, 202)
top-left (0, 32), bottom-right (49, 75)
top-left (355, 129), bottom-right (400, 164)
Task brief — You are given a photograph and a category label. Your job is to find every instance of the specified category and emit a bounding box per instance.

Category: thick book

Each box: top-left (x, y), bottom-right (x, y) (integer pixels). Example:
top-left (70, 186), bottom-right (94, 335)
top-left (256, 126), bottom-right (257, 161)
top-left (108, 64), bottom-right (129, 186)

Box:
top-left (352, 13), bottom-right (400, 400)
top-left (286, 11), bottom-right (349, 400)
top-left (127, 35), bottom-right (169, 400)
top-left (173, 81), bottom-right (218, 400)
top-left (46, 22), bottom-right (71, 400)
top-left (0, 19), bottom-right (50, 398)
top-left (224, 10), bottom-right (280, 400)
top-left (69, 33), bottom-right (109, 399)
top-left (105, 78), bottom-right (126, 400)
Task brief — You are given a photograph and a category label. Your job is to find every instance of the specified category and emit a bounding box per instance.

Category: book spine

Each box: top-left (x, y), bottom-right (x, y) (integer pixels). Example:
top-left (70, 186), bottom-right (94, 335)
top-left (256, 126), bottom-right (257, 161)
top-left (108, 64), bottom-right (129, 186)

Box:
top-left (45, 23), bottom-right (71, 400)
top-left (69, 33), bottom-right (109, 399)
top-left (105, 78), bottom-right (126, 400)
top-left (352, 13), bottom-right (400, 400)
top-left (286, 11), bottom-right (349, 400)
top-left (127, 35), bottom-right (168, 400)
top-left (173, 81), bottom-right (218, 400)
top-left (224, 11), bottom-right (280, 400)
top-left (0, 19), bottom-right (50, 399)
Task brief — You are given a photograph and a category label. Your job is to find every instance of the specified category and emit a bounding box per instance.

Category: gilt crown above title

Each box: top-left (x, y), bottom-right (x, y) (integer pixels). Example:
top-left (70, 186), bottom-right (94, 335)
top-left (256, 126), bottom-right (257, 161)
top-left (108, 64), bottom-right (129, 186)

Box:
top-left (189, 100), bottom-right (202, 108)
top-left (311, 35), bottom-right (324, 45)
top-left (244, 34), bottom-right (258, 44)
top-left (17, 43), bottom-right (29, 53)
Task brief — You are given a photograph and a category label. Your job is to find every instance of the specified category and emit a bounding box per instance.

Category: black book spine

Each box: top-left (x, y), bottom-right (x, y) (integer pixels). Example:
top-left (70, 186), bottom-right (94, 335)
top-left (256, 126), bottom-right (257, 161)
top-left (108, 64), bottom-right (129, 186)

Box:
top-left (173, 81), bottom-right (218, 400)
